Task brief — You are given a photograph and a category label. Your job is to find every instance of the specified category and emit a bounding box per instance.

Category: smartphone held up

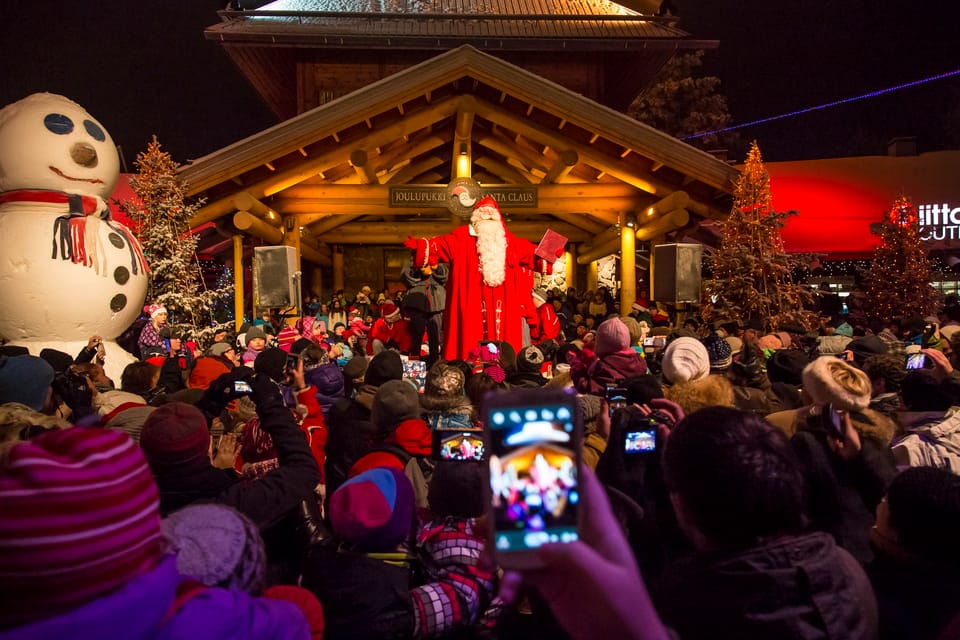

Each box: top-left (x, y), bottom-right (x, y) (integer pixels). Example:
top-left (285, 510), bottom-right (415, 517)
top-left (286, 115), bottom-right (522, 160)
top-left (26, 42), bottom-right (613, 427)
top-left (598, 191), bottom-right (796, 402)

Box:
top-left (484, 388), bottom-right (582, 568)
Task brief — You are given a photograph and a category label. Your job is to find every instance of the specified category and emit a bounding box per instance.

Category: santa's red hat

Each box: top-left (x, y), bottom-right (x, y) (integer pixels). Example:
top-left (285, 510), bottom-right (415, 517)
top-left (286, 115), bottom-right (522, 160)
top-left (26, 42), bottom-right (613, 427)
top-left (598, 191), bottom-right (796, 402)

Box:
top-left (471, 196), bottom-right (502, 224)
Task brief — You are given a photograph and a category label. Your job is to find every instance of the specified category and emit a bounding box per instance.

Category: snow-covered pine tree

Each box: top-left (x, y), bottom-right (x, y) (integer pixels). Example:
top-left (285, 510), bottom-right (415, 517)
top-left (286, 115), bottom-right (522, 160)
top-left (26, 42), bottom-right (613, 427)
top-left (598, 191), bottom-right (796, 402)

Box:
top-left (702, 142), bottom-right (816, 331)
top-left (122, 137), bottom-right (228, 347)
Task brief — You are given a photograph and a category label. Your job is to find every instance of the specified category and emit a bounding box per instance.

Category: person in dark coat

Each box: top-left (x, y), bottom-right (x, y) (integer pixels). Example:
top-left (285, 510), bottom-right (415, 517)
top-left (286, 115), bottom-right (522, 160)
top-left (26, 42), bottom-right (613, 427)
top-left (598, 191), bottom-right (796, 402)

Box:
top-left (138, 367), bottom-right (320, 532)
top-left (791, 356), bottom-right (898, 564)
top-left (868, 466), bottom-right (960, 640)
top-left (324, 350), bottom-right (404, 502)
top-left (573, 317), bottom-right (647, 395)
top-left (660, 406), bottom-right (878, 640)
top-left (401, 257), bottom-right (449, 366)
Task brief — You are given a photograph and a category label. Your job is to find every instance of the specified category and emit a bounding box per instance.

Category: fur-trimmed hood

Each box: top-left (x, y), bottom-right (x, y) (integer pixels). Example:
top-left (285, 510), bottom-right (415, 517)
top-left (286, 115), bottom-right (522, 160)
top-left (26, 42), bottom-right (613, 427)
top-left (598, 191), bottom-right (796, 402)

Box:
top-left (664, 374), bottom-right (735, 415)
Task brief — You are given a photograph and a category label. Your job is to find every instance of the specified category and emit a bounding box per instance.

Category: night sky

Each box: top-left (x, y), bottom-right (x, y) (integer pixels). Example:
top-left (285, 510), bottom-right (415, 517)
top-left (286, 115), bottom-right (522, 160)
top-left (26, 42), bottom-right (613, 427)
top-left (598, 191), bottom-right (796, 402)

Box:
top-left (1, 0), bottom-right (957, 166)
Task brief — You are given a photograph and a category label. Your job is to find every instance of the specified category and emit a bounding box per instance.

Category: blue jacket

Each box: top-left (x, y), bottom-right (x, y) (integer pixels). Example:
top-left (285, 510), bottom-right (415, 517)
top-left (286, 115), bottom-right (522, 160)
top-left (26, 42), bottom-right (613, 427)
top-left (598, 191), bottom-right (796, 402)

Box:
top-left (1, 556), bottom-right (309, 640)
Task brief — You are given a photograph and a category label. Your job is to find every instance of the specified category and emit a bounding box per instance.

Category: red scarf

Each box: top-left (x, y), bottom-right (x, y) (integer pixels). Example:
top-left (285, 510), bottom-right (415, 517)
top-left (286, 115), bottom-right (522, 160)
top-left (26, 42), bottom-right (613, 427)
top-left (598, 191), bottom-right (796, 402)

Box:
top-left (0, 189), bottom-right (148, 275)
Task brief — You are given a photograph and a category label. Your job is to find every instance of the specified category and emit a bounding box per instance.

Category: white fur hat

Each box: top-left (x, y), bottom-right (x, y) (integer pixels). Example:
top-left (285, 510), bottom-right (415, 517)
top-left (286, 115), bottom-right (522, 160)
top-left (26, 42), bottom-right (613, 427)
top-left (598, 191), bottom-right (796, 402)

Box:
top-left (661, 337), bottom-right (710, 384)
top-left (801, 355), bottom-right (871, 412)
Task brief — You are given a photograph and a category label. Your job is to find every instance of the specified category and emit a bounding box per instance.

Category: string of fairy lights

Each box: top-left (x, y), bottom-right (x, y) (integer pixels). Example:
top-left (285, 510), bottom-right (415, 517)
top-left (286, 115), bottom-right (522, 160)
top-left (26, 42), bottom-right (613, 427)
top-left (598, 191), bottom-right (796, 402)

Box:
top-left (683, 68), bottom-right (960, 141)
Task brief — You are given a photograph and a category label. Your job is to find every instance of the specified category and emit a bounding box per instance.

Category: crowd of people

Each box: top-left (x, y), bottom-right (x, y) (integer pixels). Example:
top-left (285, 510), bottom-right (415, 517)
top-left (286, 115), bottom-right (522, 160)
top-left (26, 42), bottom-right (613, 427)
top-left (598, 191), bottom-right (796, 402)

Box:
top-left (2, 280), bottom-right (960, 640)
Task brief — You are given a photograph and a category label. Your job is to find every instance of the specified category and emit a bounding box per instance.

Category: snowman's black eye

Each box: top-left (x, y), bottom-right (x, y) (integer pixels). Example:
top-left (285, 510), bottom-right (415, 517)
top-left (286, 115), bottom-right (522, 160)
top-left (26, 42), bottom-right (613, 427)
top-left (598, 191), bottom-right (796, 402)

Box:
top-left (83, 119), bottom-right (106, 142)
top-left (44, 113), bottom-right (74, 135)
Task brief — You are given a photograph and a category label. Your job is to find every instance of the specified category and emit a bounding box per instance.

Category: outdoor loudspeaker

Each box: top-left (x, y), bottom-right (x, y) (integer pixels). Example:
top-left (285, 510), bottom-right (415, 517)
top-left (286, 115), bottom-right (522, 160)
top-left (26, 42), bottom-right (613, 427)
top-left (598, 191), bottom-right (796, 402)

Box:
top-left (254, 246), bottom-right (297, 308)
top-left (653, 243), bottom-right (703, 303)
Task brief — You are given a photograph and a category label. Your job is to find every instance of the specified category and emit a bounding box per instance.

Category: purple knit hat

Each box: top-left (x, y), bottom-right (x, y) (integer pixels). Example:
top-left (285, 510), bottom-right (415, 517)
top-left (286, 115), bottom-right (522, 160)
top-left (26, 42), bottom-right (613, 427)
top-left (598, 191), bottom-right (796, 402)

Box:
top-left (0, 428), bottom-right (165, 627)
top-left (595, 318), bottom-right (631, 356)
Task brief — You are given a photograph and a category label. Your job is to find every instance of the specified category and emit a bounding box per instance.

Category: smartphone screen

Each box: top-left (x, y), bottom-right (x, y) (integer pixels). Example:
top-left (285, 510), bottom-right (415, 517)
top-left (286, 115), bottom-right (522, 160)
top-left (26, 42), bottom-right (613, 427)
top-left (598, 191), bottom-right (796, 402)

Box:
top-left (624, 429), bottom-right (657, 454)
top-left (905, 353), bottom-right (928, 370)
top-left (434, 430), bottom-right (486, 462)
top-left (825, 403), bottom-right (844, 436)
top-left (486, 389), bottom-right (581, 562)
top-left (233, 380), bottom-right (253, 395)
top-left (605, 386), bottom-right (628, 417)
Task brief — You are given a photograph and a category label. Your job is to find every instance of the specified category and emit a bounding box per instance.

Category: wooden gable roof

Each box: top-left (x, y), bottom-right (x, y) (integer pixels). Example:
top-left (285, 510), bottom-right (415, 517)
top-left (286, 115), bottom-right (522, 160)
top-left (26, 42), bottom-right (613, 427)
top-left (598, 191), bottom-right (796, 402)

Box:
top-left (181, 45), bottom-right (738, 263)
top-left (207, 0), bottom-right (715, 117)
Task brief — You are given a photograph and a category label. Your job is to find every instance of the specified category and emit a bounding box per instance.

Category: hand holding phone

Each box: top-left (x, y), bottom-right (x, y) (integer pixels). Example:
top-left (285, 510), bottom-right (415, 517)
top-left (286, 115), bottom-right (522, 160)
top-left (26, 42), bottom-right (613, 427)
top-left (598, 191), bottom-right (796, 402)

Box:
top-left (232, 380), bottom-right (254, 395)
top-left (905, 352), bottom-right (928, 370)
top-left (485, 388), bottom-right (582, 569)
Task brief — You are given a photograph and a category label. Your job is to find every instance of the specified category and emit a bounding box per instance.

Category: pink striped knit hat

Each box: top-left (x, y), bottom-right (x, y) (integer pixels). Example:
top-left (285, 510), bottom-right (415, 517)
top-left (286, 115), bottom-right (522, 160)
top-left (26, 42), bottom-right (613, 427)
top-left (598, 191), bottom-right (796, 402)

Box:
top-left (0, 428), bottom-right (165, 627)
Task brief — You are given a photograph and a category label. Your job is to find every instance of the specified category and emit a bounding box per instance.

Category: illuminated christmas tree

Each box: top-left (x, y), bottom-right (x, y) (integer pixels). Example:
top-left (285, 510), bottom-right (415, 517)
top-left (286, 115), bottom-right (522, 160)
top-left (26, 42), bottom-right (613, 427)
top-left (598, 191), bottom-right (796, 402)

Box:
top-left (122, 137), bottom-right (229, 346)
top-left (702, 142), bottom-right (815, 331)
top-left (862, 196), bottom-right (940, 320)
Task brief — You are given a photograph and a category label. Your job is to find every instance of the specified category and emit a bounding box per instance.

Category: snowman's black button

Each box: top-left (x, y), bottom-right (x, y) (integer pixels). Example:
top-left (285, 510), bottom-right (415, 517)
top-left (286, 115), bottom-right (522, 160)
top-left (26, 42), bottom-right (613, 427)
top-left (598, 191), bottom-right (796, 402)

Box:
top-left (114, 266), bottom-right (130, 285)
top-left (108, 233), bottom-right (125, 249)
top-left (110, 293), bottom-right (127, 312)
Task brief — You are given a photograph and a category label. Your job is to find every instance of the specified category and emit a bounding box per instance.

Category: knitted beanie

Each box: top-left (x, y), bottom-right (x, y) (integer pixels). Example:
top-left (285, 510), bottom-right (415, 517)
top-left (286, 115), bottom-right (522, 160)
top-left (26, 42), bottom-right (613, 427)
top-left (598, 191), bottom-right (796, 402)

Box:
top-left (724, 335), bottom-right (743, 356)
top-left (139, 402), bottom-right (210, 469)
top-left (254, 347), bottom-right (288, 382)
top-left (801, 355), bottom-right (871, 411)
top-left (245, 326), bottom-right (267, 343)
top-left (276, 326), bottom-right (298, 353)
top-left (145, 304), bottom-right (167, 319)
top-left (424, 361), bottom-right (466, 398)
top-left (365, 350), bottom-right (403, 387)
top-left (595, 317), bottom-right (631, 357)
top-left (531, 289), bottom-right (548, 304)
top-left (372, 379), bottom-right (421, 433)
top-left (343, 354), bottom-right (370, 381)
top-left (0, 354), bottom-right (55, 411)
top-left (661, 337), bottom-right (711, 384)
top-left (162, 504), bottom-right (266, 594)
top-left (0, 428), bottom-right (164, 627)
top-left (846, 335), bottom-right (889, 364)
top-left (620, 316), bottom-right (644, 346)
top-left (702, 333), bottom-right (733, 371)
top-left (517, 345), bottom-right (546, 373)
top-left (207, 342), bottom-right (234, 358)
top-left (886, 466), bottom-right (960, 565)
top-left (767, 349), bottom-right (811, 386)
top-left (329, 467), bottom-right (415, 552)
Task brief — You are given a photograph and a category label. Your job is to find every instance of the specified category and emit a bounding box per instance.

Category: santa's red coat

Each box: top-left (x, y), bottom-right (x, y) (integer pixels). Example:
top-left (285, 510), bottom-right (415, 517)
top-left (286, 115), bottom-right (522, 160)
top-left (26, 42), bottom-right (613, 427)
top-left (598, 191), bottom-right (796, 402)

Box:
top-left (413, 225), bottom-right (536, 361)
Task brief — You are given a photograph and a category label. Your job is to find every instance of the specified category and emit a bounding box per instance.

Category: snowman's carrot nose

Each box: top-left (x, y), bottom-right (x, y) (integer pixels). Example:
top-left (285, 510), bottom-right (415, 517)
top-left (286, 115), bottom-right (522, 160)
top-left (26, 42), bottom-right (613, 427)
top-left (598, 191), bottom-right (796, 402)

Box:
top-left (71, 142), bottom-right (98, 167)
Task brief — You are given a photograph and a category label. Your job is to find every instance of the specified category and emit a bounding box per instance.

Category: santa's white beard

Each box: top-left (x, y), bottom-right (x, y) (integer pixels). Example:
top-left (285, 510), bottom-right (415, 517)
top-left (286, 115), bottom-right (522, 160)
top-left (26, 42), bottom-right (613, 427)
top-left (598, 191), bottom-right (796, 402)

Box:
top-left (474, 219), bottom-right (507, 287)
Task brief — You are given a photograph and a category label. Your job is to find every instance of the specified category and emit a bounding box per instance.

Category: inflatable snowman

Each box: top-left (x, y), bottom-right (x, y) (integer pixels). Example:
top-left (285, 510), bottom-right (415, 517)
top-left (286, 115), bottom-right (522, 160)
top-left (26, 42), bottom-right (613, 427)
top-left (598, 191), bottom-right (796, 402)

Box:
top-left (0, 93), bottom-right (149, 381)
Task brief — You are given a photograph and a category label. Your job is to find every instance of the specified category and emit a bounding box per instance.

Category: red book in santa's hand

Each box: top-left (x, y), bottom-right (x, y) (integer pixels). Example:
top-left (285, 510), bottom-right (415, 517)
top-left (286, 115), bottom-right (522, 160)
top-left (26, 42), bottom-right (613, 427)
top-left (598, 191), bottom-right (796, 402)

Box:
top-left (535, 229), bottom-right (567, 262)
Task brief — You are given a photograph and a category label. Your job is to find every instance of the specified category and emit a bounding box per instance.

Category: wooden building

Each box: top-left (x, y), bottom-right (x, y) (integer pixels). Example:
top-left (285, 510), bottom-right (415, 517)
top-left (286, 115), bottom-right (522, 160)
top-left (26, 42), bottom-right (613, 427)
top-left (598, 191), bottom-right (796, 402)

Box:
top-left (182, 1), bottom-right (739, 319)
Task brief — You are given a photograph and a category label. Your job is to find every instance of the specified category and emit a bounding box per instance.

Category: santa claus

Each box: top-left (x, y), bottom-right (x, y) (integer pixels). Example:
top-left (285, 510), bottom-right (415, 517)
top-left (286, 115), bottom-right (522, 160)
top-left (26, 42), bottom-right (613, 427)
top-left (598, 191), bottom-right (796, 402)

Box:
top-left (405, 197), bottom-right (545, 361)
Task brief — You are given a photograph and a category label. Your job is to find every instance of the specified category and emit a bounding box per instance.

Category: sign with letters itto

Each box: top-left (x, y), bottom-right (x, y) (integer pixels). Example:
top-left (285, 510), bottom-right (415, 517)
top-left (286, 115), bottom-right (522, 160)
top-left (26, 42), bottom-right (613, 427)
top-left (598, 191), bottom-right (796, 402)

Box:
top-left (389, 181), bottom-right (538, 218)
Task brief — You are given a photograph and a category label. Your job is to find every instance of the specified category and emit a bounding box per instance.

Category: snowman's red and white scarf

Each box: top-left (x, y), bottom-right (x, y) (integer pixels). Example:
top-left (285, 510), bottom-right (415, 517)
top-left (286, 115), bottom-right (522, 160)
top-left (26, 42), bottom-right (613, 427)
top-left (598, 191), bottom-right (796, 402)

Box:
top-left (0, 189), bottom-right (148, 276)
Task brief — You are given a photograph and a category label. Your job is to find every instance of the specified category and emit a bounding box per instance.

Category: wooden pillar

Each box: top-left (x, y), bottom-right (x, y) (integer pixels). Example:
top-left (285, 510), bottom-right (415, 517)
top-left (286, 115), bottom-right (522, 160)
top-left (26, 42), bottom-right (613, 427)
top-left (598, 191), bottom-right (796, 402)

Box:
top-left (587, 260), bottom-right (599, 293)
top-left (619, 211), bottom-right (636, 317)
top-left (308, 265), bottom-right (323, 299)
top-left (565, 244), bottom-right (577, 292)
top-left (233, 234), bottom-right (244, 331)
top-left (333, 246), bottom-right (345, 292)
